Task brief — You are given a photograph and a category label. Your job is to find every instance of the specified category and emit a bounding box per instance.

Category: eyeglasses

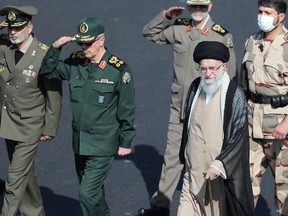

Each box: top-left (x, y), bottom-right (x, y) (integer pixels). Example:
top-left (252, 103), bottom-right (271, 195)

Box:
top-left (76, 41), bottom-right (95, 47)
top-left (199, 63), bottom-right (223, 73)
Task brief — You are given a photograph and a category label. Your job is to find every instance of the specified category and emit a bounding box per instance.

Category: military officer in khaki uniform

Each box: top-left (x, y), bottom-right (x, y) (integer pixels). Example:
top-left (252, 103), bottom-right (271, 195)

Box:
top-left (0, 5), bottom-right (62, 216)
top-left (40, 17), bottom-right (136, 216)
top-left (138, 0), bottom-right (236, 215)
top-left (241, 0), bottom-right (288, 214)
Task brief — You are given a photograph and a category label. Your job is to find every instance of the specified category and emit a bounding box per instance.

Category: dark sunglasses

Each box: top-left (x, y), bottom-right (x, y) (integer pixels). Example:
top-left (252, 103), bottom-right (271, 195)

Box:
top-left (76, 41), bottom-right (95, 47)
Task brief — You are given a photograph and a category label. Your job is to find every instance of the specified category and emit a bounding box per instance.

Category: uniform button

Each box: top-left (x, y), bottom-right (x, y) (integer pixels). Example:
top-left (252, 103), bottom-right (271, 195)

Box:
top-left (3, 95), bottom-right (7, 98)
top-left (3, 106), bottom-right (6, 110)
top-left (15, 86), bottom-right (19, 89)
top-left (6, 82), bottom-right (9, 86)
top-left (11, 110), bottom-right (14, 113)
top-left (12, 98), bottom-right (15, 101)
top-left (203, 150), bottom-right (206, 153)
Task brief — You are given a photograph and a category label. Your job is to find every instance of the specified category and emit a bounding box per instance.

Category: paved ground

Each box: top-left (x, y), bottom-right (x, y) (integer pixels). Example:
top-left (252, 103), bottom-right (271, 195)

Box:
top-left (0, 0), bottom-right (280, 215)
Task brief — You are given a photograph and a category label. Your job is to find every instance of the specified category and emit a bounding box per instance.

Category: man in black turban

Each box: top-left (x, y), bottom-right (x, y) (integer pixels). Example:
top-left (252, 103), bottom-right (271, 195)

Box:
top-left (177, 41), bottom-right (254, 215)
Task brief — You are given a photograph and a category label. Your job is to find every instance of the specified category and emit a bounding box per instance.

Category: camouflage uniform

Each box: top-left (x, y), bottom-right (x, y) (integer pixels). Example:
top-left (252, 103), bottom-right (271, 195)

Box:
top-left (242, 26), bottom-right (288, 214)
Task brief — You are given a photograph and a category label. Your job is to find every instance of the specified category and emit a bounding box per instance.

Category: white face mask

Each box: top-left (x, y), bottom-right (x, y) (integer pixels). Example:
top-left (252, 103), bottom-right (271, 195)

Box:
top-left (257, 14), bottom-right (279, 32)
top-left (191, 12), bottom-right (208, 22)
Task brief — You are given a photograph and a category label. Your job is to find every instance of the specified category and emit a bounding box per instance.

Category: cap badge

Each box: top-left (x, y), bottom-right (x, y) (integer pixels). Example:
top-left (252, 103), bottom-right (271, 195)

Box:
top-left (80, 23), bottom-right (88, 33)
top-left (8, 11), bottom-right (16, 21)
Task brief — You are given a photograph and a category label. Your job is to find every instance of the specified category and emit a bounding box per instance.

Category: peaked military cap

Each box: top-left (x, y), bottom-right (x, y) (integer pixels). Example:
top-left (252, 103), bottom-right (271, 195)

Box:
top-left (74, 17), bottom-right (105, 43)
top-left (193, 41), bottom-right (230, 63)
top-left (0, 5), bottom-right (37, 28)
top-left (186, 0), bottom-right (211, 5)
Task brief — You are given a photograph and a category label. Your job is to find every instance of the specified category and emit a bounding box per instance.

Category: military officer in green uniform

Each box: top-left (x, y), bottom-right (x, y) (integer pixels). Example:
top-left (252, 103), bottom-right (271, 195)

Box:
top-left (138, 0), bottom-right (236, 215)
top-left (40, 16), bottom-right (136, 216)
top-left (0, 5), bottom-right (62, 216)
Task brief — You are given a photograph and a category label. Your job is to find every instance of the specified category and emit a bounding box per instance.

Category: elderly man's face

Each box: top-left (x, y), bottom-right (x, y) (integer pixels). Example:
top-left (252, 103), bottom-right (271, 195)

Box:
top-left (8, 23), bottom-right (33, 46)
top-left (199, 59), bottom-right (226, 93)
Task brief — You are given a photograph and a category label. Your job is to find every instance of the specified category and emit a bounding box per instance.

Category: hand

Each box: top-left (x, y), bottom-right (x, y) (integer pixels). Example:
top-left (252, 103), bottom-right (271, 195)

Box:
top-left (118, 147), bottom-right (131, 156)
top-left (52, 36), bottom-right (74, 49)
top-left (272, 116), bottom-right (288, 140)
top-left (204, 167), bottom-right (220, 180)
top-left (40, 135), bottom-right (54, 142)
top-left (164, 6), bottom-right (185, 19)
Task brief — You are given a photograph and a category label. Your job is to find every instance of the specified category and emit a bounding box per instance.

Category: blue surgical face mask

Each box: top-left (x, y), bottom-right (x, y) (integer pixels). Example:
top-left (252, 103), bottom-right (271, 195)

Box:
top-left (257, 14), bottom-right (280, 32)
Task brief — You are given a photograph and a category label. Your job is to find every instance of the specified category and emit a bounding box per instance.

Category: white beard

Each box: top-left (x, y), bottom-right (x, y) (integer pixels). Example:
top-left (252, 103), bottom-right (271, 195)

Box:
top-left (202, 69), bottom-right (224, 94)
top-left (9, 28), bottom-right (30, 45)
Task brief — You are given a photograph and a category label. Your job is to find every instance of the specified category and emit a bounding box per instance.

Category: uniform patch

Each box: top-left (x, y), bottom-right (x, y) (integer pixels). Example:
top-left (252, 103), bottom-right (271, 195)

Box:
top-left (99, 60), bottom-right (107, 69)
top-left (202, 27), bottom-right (210, 36)
top-left (122, 72), bottom-right (131, 84)
top-left (211, 24), bottom-right (229, 36)
top-left (226, 38), bottom-right (234, 48)
top-left (174, 18), bottom-right (191, 26)
top-left (108, 55), bottom-right (126, 71)
top-left (39, 43), bottom-right (48, 51)
top-left (98, 95), bottom-right (105, 104)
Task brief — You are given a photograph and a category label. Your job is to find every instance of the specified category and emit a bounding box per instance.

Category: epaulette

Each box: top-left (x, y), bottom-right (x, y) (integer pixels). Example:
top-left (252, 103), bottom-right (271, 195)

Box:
top-left (174, 18), bottom-right (192, 26)
top-left (0, 34), bottom-right (9, 40)
top-left (70, 51), bottom-right (85, 59)
top-left (108, 55), bottom-right (126, 71)
top-left (38, 43), bottom-right (48, 51)
top-left (211, 23), bottom-right (229, 36)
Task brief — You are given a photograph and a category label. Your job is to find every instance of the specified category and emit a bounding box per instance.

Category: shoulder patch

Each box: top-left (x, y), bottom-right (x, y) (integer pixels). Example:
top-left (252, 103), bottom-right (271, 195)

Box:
top-left (70, 51), bottom-right (85, 59)
top-left (108, 55), bottom-right (126, 71)
top-left (211, 24), bottom-right (229, 36)
top-left (174, 18), bottom-right (191, 26)
top-left (38, 43), bottom-right (48, 51)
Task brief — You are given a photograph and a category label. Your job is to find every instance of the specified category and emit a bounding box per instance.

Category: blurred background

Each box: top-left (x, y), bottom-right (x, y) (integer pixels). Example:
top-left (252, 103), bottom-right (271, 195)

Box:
top-left (0, 0), bottom-right (277, 215)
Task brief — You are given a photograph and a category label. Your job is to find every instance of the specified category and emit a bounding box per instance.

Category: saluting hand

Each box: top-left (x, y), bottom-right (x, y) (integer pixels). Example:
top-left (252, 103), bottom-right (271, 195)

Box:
top-left (53, 36), bottom-right (74, 49)
top-left (118, 147), bottom-right (131, 156)
top-left (164, 6), bottom-right (185, 19)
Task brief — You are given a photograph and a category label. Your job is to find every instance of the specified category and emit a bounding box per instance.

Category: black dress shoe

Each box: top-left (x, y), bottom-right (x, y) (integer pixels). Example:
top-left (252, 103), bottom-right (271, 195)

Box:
top-left (138, 206), bottom-right (169, 216)
top-left (0, 179), bottom-right (5, 195)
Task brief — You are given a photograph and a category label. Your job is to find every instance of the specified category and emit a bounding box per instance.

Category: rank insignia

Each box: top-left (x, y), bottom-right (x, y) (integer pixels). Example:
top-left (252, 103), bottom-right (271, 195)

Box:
top-left (108, 55), bottom-right (126, 71)
top-left (99, 60), bottom-right (107, 69)
top-left (39, 43), bottom-right (48, 51)
top-left (174, 18), bottom-right (191, 26)
top-left (211, 23), bottom-right (229, 36)
top-left (202, 27), bottom-right (210, 36)
top-left (122, 72), bottom-right (131, 84)
top-left (226, 38), bottom-right (234, 48)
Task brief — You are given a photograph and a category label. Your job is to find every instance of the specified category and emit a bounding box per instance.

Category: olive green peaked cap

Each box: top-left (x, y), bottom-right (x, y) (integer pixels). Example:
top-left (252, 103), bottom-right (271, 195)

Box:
top-left (74, 17), bottom-right (105, 43)
top-left (0, 5), bottom-right (38, 27)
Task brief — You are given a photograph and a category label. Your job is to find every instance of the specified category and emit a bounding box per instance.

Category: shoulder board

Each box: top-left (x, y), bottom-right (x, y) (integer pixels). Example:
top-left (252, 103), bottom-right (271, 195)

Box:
top-left (70, 51), bottom-right (85, 59)
top-left (0, 34), bottom-right (9, 40)
top-left (174, 18), bottom-right (191, 26)
top-left (38, 43), bottom-right (48, 51)
top-left (108, 55), bottom-right (126, 71)
top-left (211, 23), bottom-right (229, 36)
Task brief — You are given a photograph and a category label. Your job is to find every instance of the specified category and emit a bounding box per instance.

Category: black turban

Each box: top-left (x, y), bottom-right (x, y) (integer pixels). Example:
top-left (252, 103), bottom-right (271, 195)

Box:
top-left (193, 41), bottom-right (230, 63)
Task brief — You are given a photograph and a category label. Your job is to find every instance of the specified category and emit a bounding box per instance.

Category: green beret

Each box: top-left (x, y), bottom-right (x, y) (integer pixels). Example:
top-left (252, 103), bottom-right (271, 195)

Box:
top-left (193, 41), bottom-right (230, 63)
top-left (74, 17), bottom-right (105, 43)
top-left (0, 5), bottom-right (37, 28)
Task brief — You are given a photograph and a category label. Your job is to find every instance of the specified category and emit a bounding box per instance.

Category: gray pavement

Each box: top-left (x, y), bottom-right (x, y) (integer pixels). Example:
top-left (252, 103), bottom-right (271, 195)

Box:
top-left (0, 0), bottom-right (280, 215)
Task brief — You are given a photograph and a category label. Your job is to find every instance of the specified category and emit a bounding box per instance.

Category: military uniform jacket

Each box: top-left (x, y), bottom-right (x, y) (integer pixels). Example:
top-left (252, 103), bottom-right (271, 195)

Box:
top-left (40, 47), bottom-right (136, 156)
top-left (143, 12), bottom-right (237, 119)
top-left (241, 26), bottom-right (288, 139)
top-left (0, 35), bottom-right (62, 143)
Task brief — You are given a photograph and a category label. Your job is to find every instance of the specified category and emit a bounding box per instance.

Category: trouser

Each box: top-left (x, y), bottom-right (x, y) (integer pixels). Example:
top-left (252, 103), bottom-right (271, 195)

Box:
top-left (75, 154), bottom-right (114, 216)
top-left (1, 139), bottom-right (45, 216)
top-left (150, 107), bottom-right (184, 209)
top-left (250, 138), bottom-right (288, 215)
